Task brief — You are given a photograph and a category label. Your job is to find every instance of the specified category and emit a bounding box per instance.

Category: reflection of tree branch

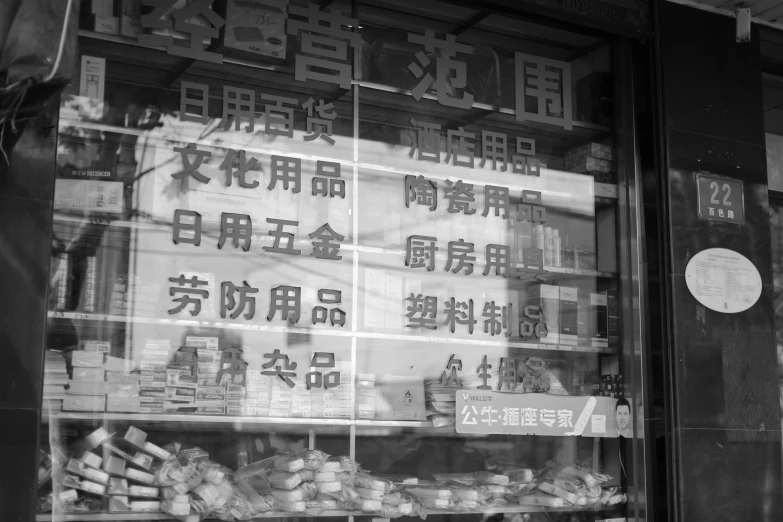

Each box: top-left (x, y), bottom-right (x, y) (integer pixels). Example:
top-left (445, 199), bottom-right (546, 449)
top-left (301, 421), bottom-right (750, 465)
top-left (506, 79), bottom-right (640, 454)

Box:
top-left (132, 154), bottom-right (178, 183)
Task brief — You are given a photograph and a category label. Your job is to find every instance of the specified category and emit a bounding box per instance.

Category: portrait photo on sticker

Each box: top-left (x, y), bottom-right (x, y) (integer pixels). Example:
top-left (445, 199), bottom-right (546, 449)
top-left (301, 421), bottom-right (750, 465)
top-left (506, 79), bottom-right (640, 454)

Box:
top-left (614, 398), bottom-right (631, 438)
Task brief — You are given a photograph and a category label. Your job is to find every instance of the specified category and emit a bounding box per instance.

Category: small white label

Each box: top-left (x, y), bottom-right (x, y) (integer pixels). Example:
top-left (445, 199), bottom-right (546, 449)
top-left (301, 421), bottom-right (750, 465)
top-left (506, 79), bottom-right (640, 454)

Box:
top-left (591, 414), bottom-right (606, 434)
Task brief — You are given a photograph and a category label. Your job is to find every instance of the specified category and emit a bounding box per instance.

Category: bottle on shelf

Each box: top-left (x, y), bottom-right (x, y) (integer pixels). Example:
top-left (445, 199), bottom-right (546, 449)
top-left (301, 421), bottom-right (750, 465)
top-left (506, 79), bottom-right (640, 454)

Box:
top-left (534, 224), bottom-right (545, 252)
top-left (553, 229), bottom-right (562, 267)
top-left (544, 226), bottom-right (555, 266)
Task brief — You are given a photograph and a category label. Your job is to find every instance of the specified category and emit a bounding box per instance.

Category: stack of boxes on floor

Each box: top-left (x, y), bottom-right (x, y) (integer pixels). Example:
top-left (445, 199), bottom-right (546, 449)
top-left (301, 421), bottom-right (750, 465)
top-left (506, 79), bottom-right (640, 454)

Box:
top-left (43, 351), bottom-right (68, 411)
top-left (564, 143), bottom-right (614, 183)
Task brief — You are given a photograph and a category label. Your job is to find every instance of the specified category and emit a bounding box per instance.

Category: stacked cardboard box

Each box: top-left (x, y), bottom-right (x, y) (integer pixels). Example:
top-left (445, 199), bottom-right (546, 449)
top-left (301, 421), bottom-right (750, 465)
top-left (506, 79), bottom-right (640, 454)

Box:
top-left (65, 351), bottom-right (107, 411)
top-left (564, 143), bottom-right (614, 178)
top-left (139, 339), bottom-right (171, 414)
top-left (245, 369), bottom-right (272, 417)
top-left (43, 350), bottom-right (68, 411)
top-left (186, 337), bottom-right (220, 386)
top-left (105, 356), bottom-right (138, 412)
top-left (111, 277), bottom-right (161, 316)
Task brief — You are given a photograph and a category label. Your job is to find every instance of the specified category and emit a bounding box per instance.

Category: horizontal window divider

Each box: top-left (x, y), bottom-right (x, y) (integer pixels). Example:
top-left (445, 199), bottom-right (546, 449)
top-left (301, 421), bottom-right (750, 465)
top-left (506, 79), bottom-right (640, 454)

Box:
top-left (45, 311), bottom-right (617, 354)
top-left (35, 504), bottom-right (607, 521)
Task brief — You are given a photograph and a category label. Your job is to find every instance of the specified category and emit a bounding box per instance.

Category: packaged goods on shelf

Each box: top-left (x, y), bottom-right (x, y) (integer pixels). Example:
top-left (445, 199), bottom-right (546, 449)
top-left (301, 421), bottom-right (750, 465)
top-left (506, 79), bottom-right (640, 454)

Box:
top-left (79, 340), bottom-right (110, 352)
top-left (63, 394), bottom-right (105, 411)
top-left (565, 142), bottom-right (614, 162)
top-left (376, 375), bottom-right (426, 420)
top-left (527, 284), bottom-right (560, 344)
top-left (107, 477), bottom-right (128, 495)
top-left (222, 0), bottom-right (288, 59)
top-left (105, 355), bottom-right (134, 373)
top-left (107, 396), bottom-right (141, 412)
top-left (103, 456), bottom-right (126, 477)
top-left (62, 474), bottom-right (106, 495)
top-left (70, 350), bottom-right (104, 368)
top-left (67, 458), bottom-right (110, 485)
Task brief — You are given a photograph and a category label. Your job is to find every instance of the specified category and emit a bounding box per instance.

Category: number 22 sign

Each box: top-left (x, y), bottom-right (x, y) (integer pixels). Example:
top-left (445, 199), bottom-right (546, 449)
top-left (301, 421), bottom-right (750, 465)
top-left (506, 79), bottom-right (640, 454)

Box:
top-left (696, 172), bottom-right (745, 225)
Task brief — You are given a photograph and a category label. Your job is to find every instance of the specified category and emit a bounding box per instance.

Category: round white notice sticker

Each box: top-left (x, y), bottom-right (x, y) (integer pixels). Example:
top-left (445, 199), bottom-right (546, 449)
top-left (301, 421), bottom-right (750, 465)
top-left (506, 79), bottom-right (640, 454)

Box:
top-left (685, 248), bottom-right (762, 313)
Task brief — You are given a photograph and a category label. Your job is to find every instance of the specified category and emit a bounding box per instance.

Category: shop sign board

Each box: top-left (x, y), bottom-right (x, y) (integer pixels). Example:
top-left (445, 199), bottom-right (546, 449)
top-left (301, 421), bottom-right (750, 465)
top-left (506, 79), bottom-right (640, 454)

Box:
top-left (456, 391), bottom-right (628, 438)
top-left (685, 248), bottom-right (762, 314)
top-left (696, 172), bottom-right (744, 225)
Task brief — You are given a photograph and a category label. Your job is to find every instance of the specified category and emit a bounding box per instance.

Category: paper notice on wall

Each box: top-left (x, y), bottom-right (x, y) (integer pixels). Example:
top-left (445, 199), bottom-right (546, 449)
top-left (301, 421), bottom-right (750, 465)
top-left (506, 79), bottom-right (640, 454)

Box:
top-left (685, 248), bottom-right (762, 313)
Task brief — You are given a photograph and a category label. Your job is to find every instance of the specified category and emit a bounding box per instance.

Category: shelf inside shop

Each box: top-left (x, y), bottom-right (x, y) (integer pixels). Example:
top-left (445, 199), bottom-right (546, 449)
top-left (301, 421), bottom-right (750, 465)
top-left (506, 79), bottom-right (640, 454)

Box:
top-left (36, 505), bottom-right (606, 521)
top-left (50, 215), bottom-right (619, 279)
top-left (41, 412), bottom-right (467, 438)
top-left (46, 311), bottom-right (617, 354)
top-left (43, 411), bottom-right (352, 431)
top-left (56, 116), bottom-right (618, 202)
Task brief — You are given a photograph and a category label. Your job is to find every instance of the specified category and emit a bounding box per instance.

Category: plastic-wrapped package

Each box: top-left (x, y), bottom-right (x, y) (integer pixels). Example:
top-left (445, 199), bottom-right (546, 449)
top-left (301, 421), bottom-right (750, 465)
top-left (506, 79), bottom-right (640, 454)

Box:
top-left (472, 471), bottom-right (510, 485)
top-left (434, 471), bottom-right (509, 485)
top-left (407, 486), bottom-right (453, 500)
top-left (355, 473), bottom-right (393, 493)
top-left (155, 458), bottom-right (198, 486)
top-left (554, 477), bottom-right (587, 497)
top-left (274, 455), bottom-right (304, 473)
top-left (357, 487), bottom-right (384, 500)
top-left (306, 499), bottom-right (338, 511)
top-left (381, 491), bottom-right (406, 506)
top-left (476, 484), bottom-right (512, 499)
top-left (454, 499), bottom-right (480, 510)
top-left (296, 469), bottom-right (316, 482)
top-left (210, 501), bottom-right (234, 521)
top-left (317, 481), bottom-right (343, 495)
top-left (560, 466), bottom-right (604, 488)
top-left (316, 482), bottom-right (360, 503)
top-left (278, 500), bottom-right (306, 513)
top-left (421, 497), bottom-right (451, 510)
top-left (297, 449), bottom-right (329, 470)
top-left (266, 471), bottom-right (302, 490)
top-left (376, 474), bottom-right (418, 485)
top-left (518, 493), bottom-right (564, 508)
top-left (271, 482), bottom-right (318, 503)
top-left (232, 486), bottom-right (276, 519)
top-left (314, 471), bottom-right (336, 482)
top-left (359, 499), bottom-right (383, 512)
top-left (538, 482), bottom-right (577, 504)
top-left (503, 468), bottom-right (534, 484)
top-left (321, 456), bottom-right (356, 472)
top-left (201, 461), bottom-right (233, 486)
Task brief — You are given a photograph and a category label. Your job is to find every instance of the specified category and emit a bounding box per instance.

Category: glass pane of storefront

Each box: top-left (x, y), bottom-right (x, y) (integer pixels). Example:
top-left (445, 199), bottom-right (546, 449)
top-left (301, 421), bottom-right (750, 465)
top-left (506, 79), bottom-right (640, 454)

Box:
top-left (764, 28), bottom-right (783, 506)
top-left (38, 1), bottom-right (643, 521)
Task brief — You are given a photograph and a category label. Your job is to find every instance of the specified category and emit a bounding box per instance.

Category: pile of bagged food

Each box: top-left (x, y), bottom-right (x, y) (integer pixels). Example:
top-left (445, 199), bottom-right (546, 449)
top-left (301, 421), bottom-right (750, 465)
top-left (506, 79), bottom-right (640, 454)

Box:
top-left (39, 427), bottom-right (626, 519)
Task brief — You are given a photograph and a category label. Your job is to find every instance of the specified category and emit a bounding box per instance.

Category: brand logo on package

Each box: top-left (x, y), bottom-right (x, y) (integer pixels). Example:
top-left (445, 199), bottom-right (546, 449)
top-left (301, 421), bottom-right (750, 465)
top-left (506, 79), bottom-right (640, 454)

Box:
top-left (696, 172), bottom-right (745, 225)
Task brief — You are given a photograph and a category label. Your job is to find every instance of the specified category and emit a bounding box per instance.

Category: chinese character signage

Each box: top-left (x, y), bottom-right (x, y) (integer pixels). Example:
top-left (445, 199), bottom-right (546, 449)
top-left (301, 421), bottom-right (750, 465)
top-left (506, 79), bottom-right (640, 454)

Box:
top-left (456, 391), bottom-right (628, 438)
top-left (696, 172), bottom-right (744, 225)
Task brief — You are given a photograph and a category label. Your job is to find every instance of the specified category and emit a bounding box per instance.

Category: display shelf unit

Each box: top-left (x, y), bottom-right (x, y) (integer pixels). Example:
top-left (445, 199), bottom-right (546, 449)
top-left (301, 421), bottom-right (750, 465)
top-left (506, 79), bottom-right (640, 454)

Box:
top-left (36, 504), bottom-right (606, 521)
top-left (46, 311), bottom-right (617, 354)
